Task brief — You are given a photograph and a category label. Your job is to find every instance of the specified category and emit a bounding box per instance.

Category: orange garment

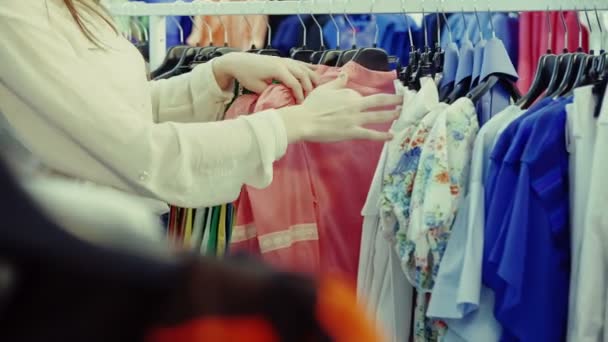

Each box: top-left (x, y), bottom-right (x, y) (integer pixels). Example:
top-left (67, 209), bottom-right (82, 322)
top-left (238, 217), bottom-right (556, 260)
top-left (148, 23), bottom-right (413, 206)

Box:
top-left (227, 62), bottom-right (397, 281)
top-left (146, 276), bottom-right (386, 342)
top-left (186, 0), bottom-right (268, 50)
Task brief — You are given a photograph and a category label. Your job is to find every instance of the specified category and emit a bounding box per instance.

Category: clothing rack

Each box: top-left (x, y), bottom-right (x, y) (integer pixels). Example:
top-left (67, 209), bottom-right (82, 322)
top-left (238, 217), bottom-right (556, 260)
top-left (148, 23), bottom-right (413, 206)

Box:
top-left (104, 0), bottom-right (608, 69)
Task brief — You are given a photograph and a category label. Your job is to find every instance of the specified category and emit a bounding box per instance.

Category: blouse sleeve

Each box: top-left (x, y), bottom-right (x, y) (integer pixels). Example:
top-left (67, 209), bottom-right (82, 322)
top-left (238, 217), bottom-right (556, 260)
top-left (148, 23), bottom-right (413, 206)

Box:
top-left (0, 4), bottom-right (288, 208)
top-left (149, 60), bottom-right (235, 123)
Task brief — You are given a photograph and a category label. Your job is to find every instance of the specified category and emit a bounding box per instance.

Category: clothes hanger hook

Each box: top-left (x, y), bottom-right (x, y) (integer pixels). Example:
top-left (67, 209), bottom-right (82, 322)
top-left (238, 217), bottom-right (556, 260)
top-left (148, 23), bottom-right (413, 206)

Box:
top-left (473, 2), bottom-right (483, 41)
top-left (196, 0), bottom-right (214, 45)
top-left (545, 7), bottom-right (553, 53)
top-left (593, 5), bottom-right (605, 52)
top-left (169, 16), bottom-right (184, 44)
top-left (574, 5), bottom-right (583, 51)
top-left (401, 0), bottom-right (415, 48)
top-left (328, 0), bottom-right (341, 48)
top-left (343, 0), bottom-right (356, 48)
top-left (214, 0), bottom-right (228, 47)
top-left (262, 0), bottom-right (273, 48)
top-left (594, 6), bottom-right (603, 35)
top-left (370, 0), bottom-right (379, 47)
top-left (167, 1), bottom-right (184, 44)
top-left (559, 8), bottom-right (569, 52)
top-left (460, 5), bottom-right (467, 41)
top-left (421, 0), bottom-right (428, 48)
top-left (310, 0), bottom-right (325, 48)
top-left (127, 3), bottom-right (149, 43)
top-left (441, 0), bottom-right (453, 43)
top-left (434, 1), bottom-right (441, 47)
top-left (487, 1), bottom-right (496, 39)
top-left (242, 15), bottom-right (255, 49)
top-left (296, 0), bottom-right (307, 48)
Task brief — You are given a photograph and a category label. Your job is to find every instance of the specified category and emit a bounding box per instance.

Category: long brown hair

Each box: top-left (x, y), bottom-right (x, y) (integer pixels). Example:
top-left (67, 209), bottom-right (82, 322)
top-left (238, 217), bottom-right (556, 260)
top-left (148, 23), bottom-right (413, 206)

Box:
top-left (63, 0), bottom-right (117, 46)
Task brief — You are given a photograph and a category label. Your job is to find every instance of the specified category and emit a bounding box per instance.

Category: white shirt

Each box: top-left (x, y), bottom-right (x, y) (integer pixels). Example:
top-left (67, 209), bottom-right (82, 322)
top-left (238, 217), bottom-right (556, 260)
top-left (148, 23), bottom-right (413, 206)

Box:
top-left (357, 82), bottom-right (415, 342)
top-left (566, 86), bottom-right (598, 341)
top-left (0, 0), bottom-right (287, 212)
top-left (568, 86), bottom-right (608, 342)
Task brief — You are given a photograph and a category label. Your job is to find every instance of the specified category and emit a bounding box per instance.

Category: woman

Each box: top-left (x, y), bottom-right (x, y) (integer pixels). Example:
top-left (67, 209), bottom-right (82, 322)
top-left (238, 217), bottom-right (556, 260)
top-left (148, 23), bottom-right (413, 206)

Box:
top-left (0, 1), bottom-right (401, 340)
top-left (0, 0), bottom-right (402, 214)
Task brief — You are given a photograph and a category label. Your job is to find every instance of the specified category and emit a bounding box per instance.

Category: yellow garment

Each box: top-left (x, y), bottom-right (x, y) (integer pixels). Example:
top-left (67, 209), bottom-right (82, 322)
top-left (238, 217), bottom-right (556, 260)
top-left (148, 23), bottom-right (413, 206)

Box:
top-left (217, 204), bottom-right (227, 257)
top-left (186, 0), bottom-right (268, 50)
top-left (184, 208), bottom-right (193, 246)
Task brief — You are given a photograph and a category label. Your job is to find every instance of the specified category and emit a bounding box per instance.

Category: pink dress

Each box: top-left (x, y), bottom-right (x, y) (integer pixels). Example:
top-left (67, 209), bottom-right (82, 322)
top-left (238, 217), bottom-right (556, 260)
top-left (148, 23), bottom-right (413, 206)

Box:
top-left (227, 62), bottom-right (397, 281)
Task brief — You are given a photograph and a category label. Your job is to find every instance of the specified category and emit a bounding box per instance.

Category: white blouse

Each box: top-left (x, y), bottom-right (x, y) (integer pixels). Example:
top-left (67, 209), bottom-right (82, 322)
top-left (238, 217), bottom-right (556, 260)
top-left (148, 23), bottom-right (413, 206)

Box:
top-left (0, 0), bottom-right (288, 211)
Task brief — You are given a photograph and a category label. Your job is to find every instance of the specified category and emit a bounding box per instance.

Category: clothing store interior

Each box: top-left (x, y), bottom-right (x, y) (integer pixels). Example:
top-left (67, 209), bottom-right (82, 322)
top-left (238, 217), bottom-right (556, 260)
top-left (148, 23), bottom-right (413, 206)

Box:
top-left (1, 0), bottom-right (608, 341)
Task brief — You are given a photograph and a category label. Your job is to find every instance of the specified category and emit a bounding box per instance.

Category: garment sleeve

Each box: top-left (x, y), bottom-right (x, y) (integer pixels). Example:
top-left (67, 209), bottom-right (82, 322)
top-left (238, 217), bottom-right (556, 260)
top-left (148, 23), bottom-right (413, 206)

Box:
top-left (0, 8), bottom-right (287, 208)
top-left (148, 60), bottom-right (235, 124)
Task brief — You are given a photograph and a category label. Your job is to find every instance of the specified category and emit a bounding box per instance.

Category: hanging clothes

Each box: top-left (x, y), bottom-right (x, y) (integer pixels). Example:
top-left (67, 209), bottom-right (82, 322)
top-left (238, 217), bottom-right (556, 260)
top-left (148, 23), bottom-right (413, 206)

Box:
top-left (517, 11), bottom-right (590, 93)
top-left (568, 85), bottom-right (608, 342)
top-left (187, 0), bottom-right (268, 49)
top-left (227, 62), bottom-right (396, 280)
top-left (357, 81), bottom-right (418, 342)
top-left (441, 12), bottom-right (519, 70)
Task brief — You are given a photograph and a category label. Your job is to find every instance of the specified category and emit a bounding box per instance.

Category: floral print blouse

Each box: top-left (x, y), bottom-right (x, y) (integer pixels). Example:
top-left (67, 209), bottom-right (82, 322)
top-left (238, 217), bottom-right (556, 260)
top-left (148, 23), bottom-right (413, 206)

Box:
top-left (380, 79), bottom-right (441, 240)
top-left (381, 103), bottom-right (447, 242)
top-left (382, 97), bottom-right (479, 342)
top-left (408, 98), bottom-right (478, 342)
top-left (405, 97), bottom-right (478, 291)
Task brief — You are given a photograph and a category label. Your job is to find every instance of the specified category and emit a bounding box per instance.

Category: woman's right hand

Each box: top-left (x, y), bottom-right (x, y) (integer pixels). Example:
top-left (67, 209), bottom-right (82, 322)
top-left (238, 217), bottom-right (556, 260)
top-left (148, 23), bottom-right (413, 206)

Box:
top-left (277, 72), bottom-right (403, 143)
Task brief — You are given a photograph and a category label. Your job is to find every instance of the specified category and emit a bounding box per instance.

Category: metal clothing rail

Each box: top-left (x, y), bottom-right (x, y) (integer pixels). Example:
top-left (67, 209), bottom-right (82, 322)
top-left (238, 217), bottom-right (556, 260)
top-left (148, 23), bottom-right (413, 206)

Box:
top-left (104, 0), bottom-right (608, 69)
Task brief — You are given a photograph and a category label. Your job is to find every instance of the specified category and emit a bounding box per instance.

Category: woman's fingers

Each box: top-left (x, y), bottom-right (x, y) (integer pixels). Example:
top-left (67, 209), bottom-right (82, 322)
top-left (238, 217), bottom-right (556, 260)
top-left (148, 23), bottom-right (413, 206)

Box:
top-left (287, 64), bottom-right (314, 95)
top-left (349, 127), bottom-right (394, 141)
top-left (358, 93), bottom-right (404, 111)
top-left (351, 109), bottom-right (400, 125)
top-left (277, 68), bottom-right (305, 103)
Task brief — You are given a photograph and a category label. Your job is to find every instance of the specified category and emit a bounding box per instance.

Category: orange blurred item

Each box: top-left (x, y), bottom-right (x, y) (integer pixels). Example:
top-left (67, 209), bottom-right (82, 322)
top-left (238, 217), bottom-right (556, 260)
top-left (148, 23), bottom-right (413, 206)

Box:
top-left (186, 0), bottom-right (267, 50)
top-left (146, 276), bottom-right (386, 342)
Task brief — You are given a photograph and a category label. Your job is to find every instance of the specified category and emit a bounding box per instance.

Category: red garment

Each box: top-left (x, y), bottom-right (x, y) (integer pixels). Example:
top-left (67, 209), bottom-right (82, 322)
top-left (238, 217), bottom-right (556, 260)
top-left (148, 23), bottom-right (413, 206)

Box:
top-left (517, 11), bottom-right (589, 93)
top-left (227, 62), bottom-right (397, 280)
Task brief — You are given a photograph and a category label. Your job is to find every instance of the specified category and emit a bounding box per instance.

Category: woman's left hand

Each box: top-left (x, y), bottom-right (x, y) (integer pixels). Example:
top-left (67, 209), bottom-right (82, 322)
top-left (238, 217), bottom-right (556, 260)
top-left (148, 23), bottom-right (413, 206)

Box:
top-left (212, 52), bottom-right (320, 104)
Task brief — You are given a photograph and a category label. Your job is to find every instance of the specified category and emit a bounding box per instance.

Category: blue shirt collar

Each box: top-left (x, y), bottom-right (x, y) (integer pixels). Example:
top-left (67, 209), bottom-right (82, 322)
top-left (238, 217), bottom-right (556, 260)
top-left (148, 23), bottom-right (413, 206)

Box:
top-left (480, 37), bottom-right (518, 82)
top-left (455, 39), bottom-right (475, 84)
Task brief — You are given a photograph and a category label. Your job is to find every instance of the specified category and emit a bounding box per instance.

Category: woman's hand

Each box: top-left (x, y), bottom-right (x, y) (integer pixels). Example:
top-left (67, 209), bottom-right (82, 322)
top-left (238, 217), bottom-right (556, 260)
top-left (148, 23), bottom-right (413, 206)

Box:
top-left (277, 72), bottom-right (403, 143)
top-left (212, 52), bottom-right (319, 104)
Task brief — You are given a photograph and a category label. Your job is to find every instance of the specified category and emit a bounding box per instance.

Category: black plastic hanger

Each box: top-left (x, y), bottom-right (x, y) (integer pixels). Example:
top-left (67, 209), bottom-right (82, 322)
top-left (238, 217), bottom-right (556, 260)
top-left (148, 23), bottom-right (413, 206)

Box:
top-left (185, 16), bottom-right (219, 66)
top-left (516, 51), bottom-right (559, 108)
top-left (150, 46), bottom-right (189, 79)
top-left (290, 10), bottom-right (316, 62)
top-left (349, 5), bottom-right (390, 72)
top-left (335, 11), bottom-right (359, 66)
top-left (409, 6), bottom-right (437, 90)
top-left (431, 12), bottom-right (445, 76)
top-left (516, 12), bottom-right (560, 107)
top-left (307, 14), bottom-right (327, 63)
top-left (545, 11), bottom-right (585, 98)
top-left (439, 12), bottom-right (457, 100)
top-left (592, 52), bottom-right (607, 117)
top-left (155, 47), bottom-right (200, 80)
top-left (547, 52), bottom-right (584, 98)
top-left (466, 8), bottom-right (522, 103)
top-left (398, 0), bottom-right (420, 87)
top-left (316, 1), bottom-right (343, 65)
top-left (256, 5), bottom-right (283, 57)
top-left (467, 75), bottom-right (521, 103)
